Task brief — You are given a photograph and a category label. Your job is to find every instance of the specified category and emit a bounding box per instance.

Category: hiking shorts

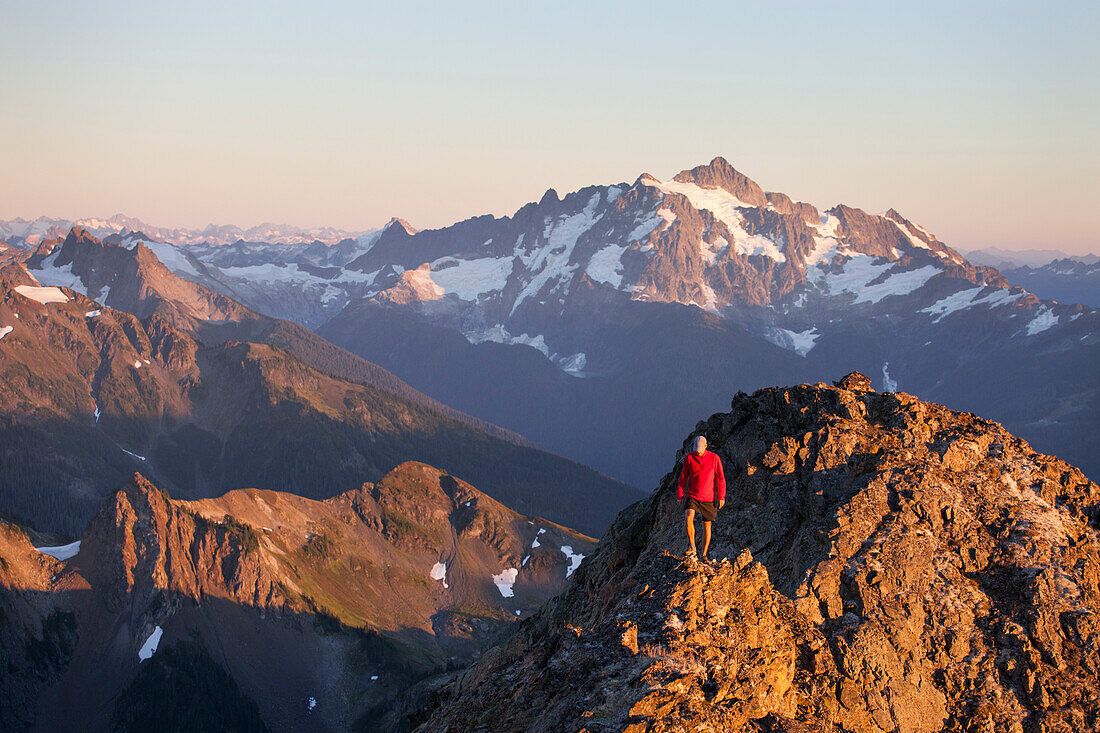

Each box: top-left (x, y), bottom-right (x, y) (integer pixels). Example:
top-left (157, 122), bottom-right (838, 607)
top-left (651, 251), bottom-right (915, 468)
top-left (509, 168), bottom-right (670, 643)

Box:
top-left (684, 497), bottom-right (717, 522)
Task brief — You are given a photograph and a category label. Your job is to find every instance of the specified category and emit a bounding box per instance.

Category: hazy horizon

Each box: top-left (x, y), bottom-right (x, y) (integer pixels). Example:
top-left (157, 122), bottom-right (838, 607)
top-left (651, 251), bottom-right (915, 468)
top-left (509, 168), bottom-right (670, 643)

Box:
top-left (2, 1), bottom-right (1097, 255)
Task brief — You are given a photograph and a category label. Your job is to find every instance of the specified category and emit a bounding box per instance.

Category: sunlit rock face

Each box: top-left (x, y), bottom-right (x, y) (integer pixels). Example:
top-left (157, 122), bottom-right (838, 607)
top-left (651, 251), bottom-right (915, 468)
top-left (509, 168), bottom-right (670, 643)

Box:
top-left (415, 374), bottom-right (1100, 733)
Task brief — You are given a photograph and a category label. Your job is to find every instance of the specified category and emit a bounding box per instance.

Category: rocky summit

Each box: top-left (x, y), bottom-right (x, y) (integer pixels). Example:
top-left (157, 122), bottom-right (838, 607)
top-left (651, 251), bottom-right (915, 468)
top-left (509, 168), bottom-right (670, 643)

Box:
top-left (414, 373), bottom-right (1100, 732)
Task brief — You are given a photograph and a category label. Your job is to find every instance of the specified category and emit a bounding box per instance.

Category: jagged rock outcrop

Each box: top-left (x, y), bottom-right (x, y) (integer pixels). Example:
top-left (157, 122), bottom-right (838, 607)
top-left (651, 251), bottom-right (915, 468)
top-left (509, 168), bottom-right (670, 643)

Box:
top-left (0, 464), bottom-right (597, 731)
top-left (78, 474), bottom-right (283, 617)
top-left (414, 373), bottom-right (1100, 732)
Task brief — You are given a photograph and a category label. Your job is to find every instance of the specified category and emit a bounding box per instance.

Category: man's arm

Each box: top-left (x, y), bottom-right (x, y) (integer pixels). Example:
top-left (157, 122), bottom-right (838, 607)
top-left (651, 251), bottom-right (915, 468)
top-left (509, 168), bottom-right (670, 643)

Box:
top-left (715, 455), bottom-right (726, 507)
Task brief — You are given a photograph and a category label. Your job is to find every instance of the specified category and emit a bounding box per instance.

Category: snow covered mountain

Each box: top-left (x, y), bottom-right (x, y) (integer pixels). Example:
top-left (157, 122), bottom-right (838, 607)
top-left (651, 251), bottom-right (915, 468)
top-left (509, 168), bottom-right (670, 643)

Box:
top-left (0, 214), bottom-right (370, 248)
top-left (964, 245), bottom-right (1099, 269)
top-left (12, 158), bottom-right (1098, 489)
top-left (314, 158), bottom-right (1096, 486)
top-left (998, 258), bottom-right (1100, 308)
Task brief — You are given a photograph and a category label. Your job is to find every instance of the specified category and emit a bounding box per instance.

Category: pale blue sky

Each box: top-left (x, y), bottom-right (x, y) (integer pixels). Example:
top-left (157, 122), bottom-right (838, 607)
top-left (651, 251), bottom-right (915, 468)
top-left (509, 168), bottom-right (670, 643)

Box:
top-left (2, 1), bottom-right (1097, 253)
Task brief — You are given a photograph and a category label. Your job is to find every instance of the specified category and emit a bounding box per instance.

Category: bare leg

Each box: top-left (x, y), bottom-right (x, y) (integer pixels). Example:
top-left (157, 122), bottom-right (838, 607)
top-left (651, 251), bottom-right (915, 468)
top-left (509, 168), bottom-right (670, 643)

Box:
top-left (702, 521), bottom-right (712, 558)
top-left (684, 508), bottom-right (696, 555)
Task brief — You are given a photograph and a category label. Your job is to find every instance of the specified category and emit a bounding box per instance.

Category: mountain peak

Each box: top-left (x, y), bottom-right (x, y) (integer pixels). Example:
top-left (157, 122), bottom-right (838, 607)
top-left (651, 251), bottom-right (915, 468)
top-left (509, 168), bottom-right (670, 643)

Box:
top-left (834, 370), bottom-right (873, 391)
top-left (671, 156), bottom-right (768, 207)
top-left (65, 225), bottom-right (93, 241)
top-left (415, 378), bottom-right (1100, 731)
top-left (382, 217), bottom-right (417, 236)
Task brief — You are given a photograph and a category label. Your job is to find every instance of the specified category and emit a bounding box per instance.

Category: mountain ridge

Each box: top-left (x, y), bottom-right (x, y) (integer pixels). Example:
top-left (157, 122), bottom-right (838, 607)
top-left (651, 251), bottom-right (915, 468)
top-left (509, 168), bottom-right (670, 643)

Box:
top-left (1, 462), bottom-right (596, 731)
top-left (0, 253), bottom-right (638, 537)
top-left (7, 158), bottom-right (1097, 489)
top-left (307, 158), bottom-right (1096, 486)
top-left (414, 372), bottom-right (1100, 732)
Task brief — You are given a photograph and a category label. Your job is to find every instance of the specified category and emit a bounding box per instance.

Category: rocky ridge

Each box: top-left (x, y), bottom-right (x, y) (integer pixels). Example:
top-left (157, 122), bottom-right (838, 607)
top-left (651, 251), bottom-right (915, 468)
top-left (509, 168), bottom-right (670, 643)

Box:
top-left (1, 463), bottom-right (595, 731)
top-left (0, 265), bottom-right (637, 537)
top-left (415, 373), bottom-right (1100, 732)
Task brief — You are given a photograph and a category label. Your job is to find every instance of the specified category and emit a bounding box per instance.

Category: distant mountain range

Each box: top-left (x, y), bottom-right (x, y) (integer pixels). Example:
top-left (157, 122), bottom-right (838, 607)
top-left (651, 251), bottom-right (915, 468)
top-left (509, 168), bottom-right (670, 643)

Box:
top-left (0, 214), bottom-right (371, 248)
top-left (6, 158), bottom-right (1094, 488)
top-left (993, 258), bottom-right (1100, 308)
top-left (0, 229), bottom-right (638, 537)
top-left (963, 245), bottom-right (1099, 269)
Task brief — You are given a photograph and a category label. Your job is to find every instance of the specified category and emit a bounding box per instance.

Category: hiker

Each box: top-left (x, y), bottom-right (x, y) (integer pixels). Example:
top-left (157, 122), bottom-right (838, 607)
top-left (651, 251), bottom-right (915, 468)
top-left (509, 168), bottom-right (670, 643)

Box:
top-left (677, 435), bottom-right (725, 561)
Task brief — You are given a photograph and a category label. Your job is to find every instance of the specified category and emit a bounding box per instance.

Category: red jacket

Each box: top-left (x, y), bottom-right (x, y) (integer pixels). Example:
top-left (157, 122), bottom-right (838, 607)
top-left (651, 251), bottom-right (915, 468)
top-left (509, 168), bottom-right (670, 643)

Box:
top-left (677, 450), bottom-right (726, 502)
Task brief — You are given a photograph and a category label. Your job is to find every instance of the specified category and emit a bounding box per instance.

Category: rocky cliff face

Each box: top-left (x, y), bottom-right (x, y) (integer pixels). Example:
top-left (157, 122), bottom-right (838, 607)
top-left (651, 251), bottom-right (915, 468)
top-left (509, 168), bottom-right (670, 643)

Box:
top-left (414, 373), bottom-right (1100, 732)
top-left (1, 464), bottom-right (596, 731)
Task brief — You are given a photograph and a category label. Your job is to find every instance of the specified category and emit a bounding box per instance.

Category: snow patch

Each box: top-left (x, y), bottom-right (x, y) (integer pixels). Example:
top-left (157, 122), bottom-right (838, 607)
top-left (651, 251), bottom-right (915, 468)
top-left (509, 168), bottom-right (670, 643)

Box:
top-left (511, 193), bottom-right (603, 315)
top-left (853, 265), bottom-right (940, 304)
top-left (641, 178), bottom-right (786, 262)
top-left (121, 448), bottom-right (147, 461)
top-left (556, 352), bottom-right (586, 375)
top-left (140, 239), bottom-right (202, 278)
top-left (138, 626), bottom-right (163, 661)
top-left (627, 207), bottom-right (674, 243)
top-left (0, 326), bottom-right (11, 340)
top-left (701, 236), bottom-right (730, 266)
top-left (586, 244), bottom-right (629, 288)
top-left (85, 309), bottom-right (101, 318)
top-left (14, 285), bottom-right (69, 304)
top-left (1026, 307), bottom-right (1059, 336)
top-left (430, 256), bottom-right (513, 299)
top-left (492, 568), bottom-right (518, 598)
top-left (430, 561), bottom-right (449, 589)
top-left (887, 217), bottom-right (932, 251)
top-left (764, 327), bottom-right (819, 357)
top-left (809, 256), bottom-right (935, 304)
top-left (27, 252), bottom-right (89, 296)
top-left (921, 287), bottom-right (1025, 323)
top-left (560, 545), bottom-right (585, 578)
top-left (465, 325), bottom-right (550, 357)
top-left (308, 697), bottom-right (317, 711)
top-left (36, 541), bottom-right (81, 560)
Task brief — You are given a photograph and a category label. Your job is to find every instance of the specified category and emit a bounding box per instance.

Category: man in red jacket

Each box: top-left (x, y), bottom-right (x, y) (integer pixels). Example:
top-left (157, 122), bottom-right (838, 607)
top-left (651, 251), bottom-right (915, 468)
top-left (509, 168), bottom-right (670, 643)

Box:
top-left (677, 435), bottom-right (726, 561)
